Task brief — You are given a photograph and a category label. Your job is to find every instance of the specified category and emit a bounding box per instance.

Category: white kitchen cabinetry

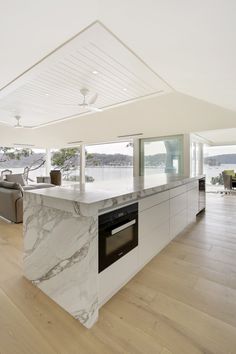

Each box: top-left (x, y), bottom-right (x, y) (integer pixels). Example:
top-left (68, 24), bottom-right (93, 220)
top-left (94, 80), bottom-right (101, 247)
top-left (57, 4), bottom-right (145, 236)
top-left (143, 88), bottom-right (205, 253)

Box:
top-left (99, 247), bottom-right (138, 306)
top-left (99, 180), bottom-right (200, 307)
top-left (187, 181), bottom-right (199, 223)
top-left (139, 191), bottom-right (170, 267)
top-left (170, 187), bottom-right (188, 240)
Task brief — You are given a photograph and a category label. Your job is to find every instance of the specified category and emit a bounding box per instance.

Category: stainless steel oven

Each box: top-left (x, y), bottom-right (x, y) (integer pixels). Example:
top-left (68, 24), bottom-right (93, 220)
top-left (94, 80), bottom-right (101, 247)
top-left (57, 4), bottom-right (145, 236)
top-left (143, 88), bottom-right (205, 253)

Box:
top-left (99, 203), bottom-right (138, 273)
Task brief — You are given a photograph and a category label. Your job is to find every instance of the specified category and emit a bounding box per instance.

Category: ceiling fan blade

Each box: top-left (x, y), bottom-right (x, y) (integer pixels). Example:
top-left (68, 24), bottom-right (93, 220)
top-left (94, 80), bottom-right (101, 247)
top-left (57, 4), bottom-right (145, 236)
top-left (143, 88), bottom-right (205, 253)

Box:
top-left (88, 105), bottom-right (102, 112)
top-left (56, 103), bottom-right (79, 107)
top-left (88, 93), bottom-right (98, 105)
top-left (21, 125), bottom-right (33, 129)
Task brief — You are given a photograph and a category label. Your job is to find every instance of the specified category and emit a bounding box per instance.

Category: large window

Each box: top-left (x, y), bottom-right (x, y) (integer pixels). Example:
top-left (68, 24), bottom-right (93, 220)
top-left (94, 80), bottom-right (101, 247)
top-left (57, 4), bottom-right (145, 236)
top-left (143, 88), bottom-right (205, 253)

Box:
top-left (0, 147), bottom-right (46, 182)
top-left (140, 135), bottom-right (183, 176)
top-left (85, 142), bottom-right (133, 183)
top-left (204, 144), bottom-right (236, 191)
top-left (51, 148), bottom-right (80, 184)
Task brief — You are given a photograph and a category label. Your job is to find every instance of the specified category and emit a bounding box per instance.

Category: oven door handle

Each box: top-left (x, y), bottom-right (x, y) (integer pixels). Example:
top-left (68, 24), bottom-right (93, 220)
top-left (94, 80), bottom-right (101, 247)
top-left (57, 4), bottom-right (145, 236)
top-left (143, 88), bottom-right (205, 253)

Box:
top-left (110, 219), bottom-right (136, 236)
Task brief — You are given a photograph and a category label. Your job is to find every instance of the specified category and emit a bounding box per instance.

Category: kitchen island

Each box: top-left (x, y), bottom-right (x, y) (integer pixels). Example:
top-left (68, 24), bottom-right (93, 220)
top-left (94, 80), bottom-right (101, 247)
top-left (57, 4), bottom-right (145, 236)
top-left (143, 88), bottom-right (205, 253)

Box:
top-left (23, 174), bottom-right (204, 328)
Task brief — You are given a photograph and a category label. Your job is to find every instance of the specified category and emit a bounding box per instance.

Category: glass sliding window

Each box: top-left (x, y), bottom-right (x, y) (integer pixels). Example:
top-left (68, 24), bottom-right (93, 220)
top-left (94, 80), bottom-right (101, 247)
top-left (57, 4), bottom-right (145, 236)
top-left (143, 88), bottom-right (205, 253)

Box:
top-left (0, 147), bottom-right (46, 182)
top-left (140, 135), bottom-right (183, 176)
top-left (85, 142), bottom-right (133, 183)
top-left (51, 148), bottom-right (80, 185)
top-left (204, 144), bottom-right (236, 192)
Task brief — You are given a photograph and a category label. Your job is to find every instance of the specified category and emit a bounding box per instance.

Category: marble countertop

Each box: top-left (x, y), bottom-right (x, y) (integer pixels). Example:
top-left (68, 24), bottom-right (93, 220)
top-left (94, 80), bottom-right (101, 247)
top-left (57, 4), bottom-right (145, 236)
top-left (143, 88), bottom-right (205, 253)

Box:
top-left (25, 174), bottom-right (204, 205)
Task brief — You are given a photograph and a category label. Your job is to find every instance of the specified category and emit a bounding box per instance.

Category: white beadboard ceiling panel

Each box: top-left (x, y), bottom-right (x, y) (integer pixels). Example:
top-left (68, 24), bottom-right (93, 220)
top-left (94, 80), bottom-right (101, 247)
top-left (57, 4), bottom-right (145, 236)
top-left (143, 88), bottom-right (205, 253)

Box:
top-left (0, 21), bottom-right (172, 128)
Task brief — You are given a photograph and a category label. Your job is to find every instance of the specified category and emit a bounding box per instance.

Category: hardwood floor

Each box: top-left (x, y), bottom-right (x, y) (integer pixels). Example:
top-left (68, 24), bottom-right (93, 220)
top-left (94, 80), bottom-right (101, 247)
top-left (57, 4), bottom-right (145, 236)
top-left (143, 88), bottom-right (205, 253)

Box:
top-left (1, 194), bottom-right (236, 353)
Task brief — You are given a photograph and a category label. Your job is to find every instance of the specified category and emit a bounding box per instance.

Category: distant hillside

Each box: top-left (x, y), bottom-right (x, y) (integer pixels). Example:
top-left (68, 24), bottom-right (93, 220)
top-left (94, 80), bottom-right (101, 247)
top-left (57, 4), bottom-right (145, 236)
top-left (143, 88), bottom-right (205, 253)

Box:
top-left (144, 153), bottom-right (166, 166)
top-left (0, 153), bottom-right (45, 168)
top-left (0, 151), bottom-right (168, 168)
top-left (86, 153), bottom-right (133, 166)
top-left (204, 154), bottom-right (236, 165)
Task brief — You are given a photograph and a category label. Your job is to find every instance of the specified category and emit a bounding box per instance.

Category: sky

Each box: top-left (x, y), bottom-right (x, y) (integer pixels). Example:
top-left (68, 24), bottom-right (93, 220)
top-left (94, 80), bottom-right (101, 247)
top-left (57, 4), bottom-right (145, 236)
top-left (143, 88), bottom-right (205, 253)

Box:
top-left (204, 145), bottom-right (236, 157)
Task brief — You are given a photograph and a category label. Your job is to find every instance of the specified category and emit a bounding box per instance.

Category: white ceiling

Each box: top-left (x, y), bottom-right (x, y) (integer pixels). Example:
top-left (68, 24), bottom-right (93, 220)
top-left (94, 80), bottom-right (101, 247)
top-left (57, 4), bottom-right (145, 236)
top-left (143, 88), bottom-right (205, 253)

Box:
top-left (100, 0), bottom-right (236, 112)
top-left (0, 0), bottom-right (236, 145)
top-left (197, 128), bottom-right (236, 146)
top-left (1, 92), bottom-right (236, 148)
top-left (0, 21), bottom-right (171, 127)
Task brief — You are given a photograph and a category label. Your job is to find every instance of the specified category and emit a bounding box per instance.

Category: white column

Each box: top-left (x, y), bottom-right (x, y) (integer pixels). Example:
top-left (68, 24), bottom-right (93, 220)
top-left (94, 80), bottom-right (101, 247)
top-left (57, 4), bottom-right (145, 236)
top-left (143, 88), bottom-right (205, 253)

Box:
top-left (198, 143), bottom-right (204, 175)
top-left (133, 139), bottom-right (140, 177)
top-left (80, 144), bottom-right (85, 187)
top-left (183, 134), bottom-right (191, 176)
top-left (45, 148), bottom-right (51, 176)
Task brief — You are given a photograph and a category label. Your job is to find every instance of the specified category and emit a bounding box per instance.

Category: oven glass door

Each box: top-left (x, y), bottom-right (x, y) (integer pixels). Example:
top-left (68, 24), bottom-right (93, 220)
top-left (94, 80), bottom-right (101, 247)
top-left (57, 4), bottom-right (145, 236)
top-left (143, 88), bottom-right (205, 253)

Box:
top-left (99, 207), bottom-right (138, 273)
top-left (106, 219), bottom-right (136, 255)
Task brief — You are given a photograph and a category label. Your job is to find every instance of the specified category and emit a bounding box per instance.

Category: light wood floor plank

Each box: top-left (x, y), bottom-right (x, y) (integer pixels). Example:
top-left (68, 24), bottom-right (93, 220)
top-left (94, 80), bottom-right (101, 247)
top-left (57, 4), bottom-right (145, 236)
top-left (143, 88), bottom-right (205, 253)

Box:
top-left (0, 287), bottom-right (56, 354)
top-left (0, 194), bottom-right (236, 353)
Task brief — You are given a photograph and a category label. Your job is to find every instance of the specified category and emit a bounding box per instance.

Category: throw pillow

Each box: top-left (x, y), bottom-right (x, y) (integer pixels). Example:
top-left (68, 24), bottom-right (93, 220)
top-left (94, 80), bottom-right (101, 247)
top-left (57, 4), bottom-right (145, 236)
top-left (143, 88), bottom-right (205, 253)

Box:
top-left (6, 173), bottom-right (26, 186)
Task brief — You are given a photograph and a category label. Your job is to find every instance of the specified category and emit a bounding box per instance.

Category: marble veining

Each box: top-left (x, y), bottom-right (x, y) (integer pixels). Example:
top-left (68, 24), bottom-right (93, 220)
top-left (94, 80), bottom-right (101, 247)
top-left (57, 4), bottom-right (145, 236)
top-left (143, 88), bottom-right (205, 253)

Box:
top-left (23, 192), bottom-right (98, 328)
top-left (23, 174), bottom-right (203, 328)
top-left (25, 173), bottom-right (203, 207)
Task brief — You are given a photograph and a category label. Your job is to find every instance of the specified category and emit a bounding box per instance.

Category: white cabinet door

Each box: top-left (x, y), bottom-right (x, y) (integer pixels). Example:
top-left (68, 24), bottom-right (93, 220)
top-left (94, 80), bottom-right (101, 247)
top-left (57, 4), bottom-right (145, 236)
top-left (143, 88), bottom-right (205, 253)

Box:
top-left (170, 208), bottom-right (188, 240)
top-left (187, 186), bottom-right (199, 223)
top-left (99, 247), bottom-right (138, 306)
top-left (170, 191), bottom-right (188, 239)
top-left (139, 220), bottom-right (170, 267)
top-left (170, 191), bottom-right (187, 216)
top-left (139, 200), bottom-right (170, 267)
top-left (139, 190), bottom-right (170, 212)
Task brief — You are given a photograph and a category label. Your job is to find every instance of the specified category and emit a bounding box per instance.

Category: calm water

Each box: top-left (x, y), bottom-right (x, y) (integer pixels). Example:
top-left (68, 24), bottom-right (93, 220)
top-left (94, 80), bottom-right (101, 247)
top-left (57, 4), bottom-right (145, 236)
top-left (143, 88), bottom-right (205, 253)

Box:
top-left (2, 164), bottom-right (236, 189)
top-left (1, 166), bottom-right (163, 183)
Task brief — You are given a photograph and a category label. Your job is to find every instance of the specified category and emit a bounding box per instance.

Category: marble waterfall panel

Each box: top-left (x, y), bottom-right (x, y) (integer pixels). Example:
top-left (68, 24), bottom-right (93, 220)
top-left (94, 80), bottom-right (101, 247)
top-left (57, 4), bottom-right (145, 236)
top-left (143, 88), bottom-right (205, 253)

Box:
top-left (23, 192), bottom-right (99, 328)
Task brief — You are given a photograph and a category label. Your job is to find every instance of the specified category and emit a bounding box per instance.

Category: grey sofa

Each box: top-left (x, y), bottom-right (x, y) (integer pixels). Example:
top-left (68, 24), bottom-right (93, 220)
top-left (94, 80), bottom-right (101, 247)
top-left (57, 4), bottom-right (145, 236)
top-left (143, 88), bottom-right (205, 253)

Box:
top-left (0, 181), bottom-right (24, 223)
top-left (0, 178), bottom-right (54, 223)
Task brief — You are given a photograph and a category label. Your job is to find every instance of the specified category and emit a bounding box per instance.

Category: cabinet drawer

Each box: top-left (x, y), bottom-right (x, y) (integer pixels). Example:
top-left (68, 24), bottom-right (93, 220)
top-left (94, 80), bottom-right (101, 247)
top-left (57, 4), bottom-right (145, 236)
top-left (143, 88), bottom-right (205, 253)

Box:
top-left (139, 190), bottom-right (170, 212)
top-left (99, 247), bottom-right (138, 306)
top-left (170, 192), bottom-right (187, 216)
top-left (139, 220), bottom-right (170, 267)
top-left (170, 208), bottom-right (187, 239)
top-left (139, 200), bottom-right (169, 233)
top-left (170, 185), bottom-right (187, 198)
top-left (187, 187), bottom-right (199, 222)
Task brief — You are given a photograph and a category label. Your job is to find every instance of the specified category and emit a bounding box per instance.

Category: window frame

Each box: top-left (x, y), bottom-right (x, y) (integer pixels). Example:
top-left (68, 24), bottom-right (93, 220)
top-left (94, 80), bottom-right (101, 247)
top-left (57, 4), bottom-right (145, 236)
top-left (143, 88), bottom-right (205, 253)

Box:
top-left (139, 134), bottom-right (184, 176)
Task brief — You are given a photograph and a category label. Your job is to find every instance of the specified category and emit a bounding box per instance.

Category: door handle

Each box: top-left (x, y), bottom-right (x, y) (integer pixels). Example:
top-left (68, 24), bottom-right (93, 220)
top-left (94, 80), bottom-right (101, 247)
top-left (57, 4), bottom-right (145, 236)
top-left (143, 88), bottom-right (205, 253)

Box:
top-left (111, 219), bottom-right (136, 235)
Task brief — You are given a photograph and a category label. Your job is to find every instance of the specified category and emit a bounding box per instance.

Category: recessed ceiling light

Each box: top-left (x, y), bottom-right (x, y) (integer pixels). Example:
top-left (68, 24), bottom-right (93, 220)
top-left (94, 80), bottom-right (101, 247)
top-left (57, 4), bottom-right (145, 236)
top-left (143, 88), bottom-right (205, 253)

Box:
top-left (45, 93), bottom-right (50, 96)
top-left (123, 88), bottom-right (128, 91)
top-left (92, 70), bottom-right (98, 75)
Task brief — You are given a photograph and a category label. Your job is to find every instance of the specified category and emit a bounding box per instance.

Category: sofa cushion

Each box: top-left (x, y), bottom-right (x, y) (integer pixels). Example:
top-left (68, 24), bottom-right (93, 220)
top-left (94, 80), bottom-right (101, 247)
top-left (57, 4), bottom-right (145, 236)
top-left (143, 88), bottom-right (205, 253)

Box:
top-left (0, 184), bottom-right (23, 223)
top-left (0, 180), bottom-right (24, 193)
top-left (6, 173), bottom-right (26, 186)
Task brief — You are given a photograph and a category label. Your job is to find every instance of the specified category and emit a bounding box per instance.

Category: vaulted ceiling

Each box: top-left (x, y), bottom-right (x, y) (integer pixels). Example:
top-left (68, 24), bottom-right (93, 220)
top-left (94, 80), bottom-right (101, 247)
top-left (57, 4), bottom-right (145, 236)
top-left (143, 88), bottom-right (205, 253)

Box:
top-left (0, 0), bottom-right (236, 146)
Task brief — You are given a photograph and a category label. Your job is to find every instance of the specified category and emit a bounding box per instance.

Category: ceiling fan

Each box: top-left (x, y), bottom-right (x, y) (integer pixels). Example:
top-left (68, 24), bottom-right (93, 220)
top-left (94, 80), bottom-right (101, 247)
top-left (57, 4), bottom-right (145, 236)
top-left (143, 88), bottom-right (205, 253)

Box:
top-left (0, 115), bottom-right (32, 129)
top-left (60, 88), bottom-right (102, 112)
